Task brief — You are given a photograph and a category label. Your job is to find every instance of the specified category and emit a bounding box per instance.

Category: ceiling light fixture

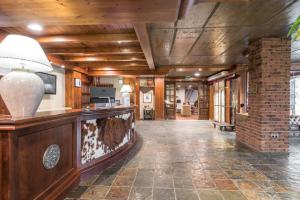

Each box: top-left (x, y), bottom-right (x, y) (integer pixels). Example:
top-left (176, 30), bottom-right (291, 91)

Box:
top-left (178, 68), bottom-right (183, 72)
top-left (27, 23), bottom-right (43, 31)
top-left (86, 57), bottom-right (97, 61)
top-left (53, 37), bottom-right (67, 42)
top-left (61, 65), bottom-right (65, 68)
top-left (194, 72), bottom-right (200, 77)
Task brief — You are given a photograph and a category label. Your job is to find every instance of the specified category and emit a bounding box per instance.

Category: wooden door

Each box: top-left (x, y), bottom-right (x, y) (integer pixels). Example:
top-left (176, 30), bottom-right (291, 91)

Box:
top-left (165, 82), bottom-right (176, 119)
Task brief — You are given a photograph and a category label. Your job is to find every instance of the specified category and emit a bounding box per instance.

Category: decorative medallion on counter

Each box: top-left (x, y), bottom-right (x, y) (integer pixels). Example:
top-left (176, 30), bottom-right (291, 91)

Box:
top-left (43, 144), bottom-right (61, 169)
top-left (81, 112), bottom-right (135, 165)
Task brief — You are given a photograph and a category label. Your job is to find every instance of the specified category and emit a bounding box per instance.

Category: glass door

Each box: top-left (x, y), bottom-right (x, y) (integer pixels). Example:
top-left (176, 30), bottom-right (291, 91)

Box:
top-left (213, 81), bottom-right (225, 123)
top-left (165, 82), bottom-right (176, 119)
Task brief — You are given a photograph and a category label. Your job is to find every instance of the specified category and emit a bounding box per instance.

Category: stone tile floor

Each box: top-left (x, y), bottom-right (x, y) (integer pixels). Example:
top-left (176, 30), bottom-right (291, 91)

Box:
top-left (65, 120), bottom-right (300, 200)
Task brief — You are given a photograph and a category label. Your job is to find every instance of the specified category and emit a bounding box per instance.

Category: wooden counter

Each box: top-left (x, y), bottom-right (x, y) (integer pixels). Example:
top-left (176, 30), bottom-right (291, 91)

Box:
top-left (0, 106), bottom-right (137, 200)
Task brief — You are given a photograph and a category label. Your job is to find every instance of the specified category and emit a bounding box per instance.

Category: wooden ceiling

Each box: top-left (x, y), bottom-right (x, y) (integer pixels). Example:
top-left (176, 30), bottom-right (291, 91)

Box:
top-left (0, 24), bottom-right (154, 74)
top-left (150, 0), bottom-right (300, 77)
top-left (0, 0), bottom-right (299, 78)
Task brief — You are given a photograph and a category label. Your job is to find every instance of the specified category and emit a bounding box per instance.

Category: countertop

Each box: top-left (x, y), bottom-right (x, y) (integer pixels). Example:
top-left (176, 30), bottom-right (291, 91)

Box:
top-left (0, 105), bottom-right (135, 130)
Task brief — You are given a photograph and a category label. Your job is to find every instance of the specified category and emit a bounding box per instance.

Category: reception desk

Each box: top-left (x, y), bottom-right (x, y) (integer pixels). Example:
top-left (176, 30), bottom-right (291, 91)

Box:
top-left (0, 106), bottom-right (137, 200)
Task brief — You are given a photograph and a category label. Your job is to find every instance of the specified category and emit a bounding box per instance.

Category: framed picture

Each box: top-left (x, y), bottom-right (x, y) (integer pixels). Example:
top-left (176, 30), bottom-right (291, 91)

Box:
top-left (36, 72), bottom-right (57, 94)
top-left (75, 78), bottom-right (81, 88)
top-left (143, 93), bottom-right (152, 103)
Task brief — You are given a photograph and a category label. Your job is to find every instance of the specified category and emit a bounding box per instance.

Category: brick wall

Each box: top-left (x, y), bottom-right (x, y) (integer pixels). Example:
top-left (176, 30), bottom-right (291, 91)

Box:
top-left (236, 38), bottom-right (290, 152)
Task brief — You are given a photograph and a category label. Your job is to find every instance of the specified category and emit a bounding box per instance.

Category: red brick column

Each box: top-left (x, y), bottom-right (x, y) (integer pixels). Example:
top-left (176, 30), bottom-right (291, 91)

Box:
top-left (236, 38), bottom-right (290, 152)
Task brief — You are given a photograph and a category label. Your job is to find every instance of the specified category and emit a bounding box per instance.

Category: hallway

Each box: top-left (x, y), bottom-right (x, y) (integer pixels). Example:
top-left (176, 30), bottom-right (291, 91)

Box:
top-left (66, 121), bottom-right (300, 200)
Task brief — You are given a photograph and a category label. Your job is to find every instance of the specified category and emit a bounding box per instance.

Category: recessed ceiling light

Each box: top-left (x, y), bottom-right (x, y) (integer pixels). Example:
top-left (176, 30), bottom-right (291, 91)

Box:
top-left (122, 48), bottom-right (130, 52)
top-left (27, 23), bottom-right (43, 31)
top-left (87, 57), bottom-right (97, 61)
top-left (194, 72), bottom-right (200, 77)
top-left (178, 68), bottom-right (183, 71)
top-left (61, 65), bottom-right (65, 68)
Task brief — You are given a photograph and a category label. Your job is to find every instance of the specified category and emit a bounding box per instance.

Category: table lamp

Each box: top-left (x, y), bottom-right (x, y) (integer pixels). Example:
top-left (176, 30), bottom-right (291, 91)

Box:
top-left (0, 35), bottom-right (53, 117)
top-left (120, 84), bottom-right (132, 107)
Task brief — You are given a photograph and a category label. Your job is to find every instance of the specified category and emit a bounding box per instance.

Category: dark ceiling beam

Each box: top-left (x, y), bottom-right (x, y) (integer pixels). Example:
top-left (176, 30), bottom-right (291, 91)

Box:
top-left (45, 47), bottom-right (144, 55)
top-left (79, 61), bottom-right (148, 68)
top-left (64, 55), bottom-right (146, 62)
top-left (133, 23), bottom-right (155, 70)
top-left (37, 33), bottom-right (138, 43)
top-left (88, 66), bottom-right (150, 71)
top-left (178, 0), bottom-right (196, 20)
top-left (88, 69), bottom-right (170, 76)
top-left (47, 55), bottom-right (88, 75)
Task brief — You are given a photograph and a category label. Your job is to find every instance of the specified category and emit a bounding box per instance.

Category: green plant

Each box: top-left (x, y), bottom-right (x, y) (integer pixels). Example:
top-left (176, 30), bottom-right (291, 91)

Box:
top-left (288, 15), bottom-right (300, 41)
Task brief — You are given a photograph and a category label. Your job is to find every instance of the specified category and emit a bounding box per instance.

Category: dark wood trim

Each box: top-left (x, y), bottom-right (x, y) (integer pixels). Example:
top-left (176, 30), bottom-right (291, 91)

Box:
top-left (135, 78), bottom-right (141, 120)
top-left (225, 80), bottom-right (231, 123)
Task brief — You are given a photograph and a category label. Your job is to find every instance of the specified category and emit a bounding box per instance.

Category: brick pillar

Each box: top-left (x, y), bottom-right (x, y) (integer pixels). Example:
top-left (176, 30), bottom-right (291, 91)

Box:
top-left (236, 38), bottom-right (290, 152)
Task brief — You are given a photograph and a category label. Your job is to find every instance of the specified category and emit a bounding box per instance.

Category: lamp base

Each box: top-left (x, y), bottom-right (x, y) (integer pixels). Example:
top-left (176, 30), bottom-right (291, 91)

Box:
top-left (0, 70), bottom-right (44, 117)
top-left (122, 93), bottom-right (130, 107)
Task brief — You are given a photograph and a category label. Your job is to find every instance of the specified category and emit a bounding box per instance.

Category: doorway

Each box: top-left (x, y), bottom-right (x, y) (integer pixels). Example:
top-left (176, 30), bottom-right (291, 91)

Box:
top-left (176, 83), bottom-right (199, 120)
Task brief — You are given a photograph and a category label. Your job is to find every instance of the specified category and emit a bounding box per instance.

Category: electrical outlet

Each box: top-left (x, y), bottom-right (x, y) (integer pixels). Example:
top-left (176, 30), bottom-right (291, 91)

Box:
top-left (271, 133), bottom-right (279, 139)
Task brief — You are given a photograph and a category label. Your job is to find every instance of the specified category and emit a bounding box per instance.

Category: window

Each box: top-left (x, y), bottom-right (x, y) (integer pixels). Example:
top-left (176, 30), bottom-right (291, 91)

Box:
top-left (290, 71), bottom-right (300, 115)
top-left (245, 71), bottom-right (249, 112)
top-left (213, 81), bottom-right (225, 122)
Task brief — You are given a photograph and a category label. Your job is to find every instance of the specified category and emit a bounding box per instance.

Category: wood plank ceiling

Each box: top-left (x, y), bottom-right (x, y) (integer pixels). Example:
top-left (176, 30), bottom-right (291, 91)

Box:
top-left (150, 0), bottom-right (300, 77)
top-left (0, 0), bottom-right (181, 76)
top-left (0, 24), bottom-right (154, 75)
top-left (0, 0), bottom-right (299, 77)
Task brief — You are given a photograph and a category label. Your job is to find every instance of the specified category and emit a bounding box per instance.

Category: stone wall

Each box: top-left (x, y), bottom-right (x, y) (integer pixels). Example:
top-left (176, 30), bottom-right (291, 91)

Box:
top-left (236, 38), bottom-right (290, 152)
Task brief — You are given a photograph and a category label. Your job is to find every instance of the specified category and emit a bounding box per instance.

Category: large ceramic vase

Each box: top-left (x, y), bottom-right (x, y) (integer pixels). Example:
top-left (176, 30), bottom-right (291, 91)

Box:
top-left (0, 70), bottom-right (44, 117)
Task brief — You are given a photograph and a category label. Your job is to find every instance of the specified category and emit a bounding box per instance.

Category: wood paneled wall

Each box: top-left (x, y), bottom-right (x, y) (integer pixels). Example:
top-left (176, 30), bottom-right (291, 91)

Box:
top-left (209, 84), bottom-right (214, 120)
top-left (225, 80), bottom-right (231, 123)
top-left (134, 78), bottom-right (140, 120)
top-left (65, 70), bottom-right (82, 109)
top-left (236, 65), bottom-right (247, 113)
top-left (154, 77), bottom-right (165, 120)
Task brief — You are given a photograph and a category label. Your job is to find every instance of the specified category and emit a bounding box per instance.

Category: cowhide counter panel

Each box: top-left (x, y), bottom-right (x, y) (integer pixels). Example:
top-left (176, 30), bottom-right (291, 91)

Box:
top-left (81, 112), bottom-right (135, 165)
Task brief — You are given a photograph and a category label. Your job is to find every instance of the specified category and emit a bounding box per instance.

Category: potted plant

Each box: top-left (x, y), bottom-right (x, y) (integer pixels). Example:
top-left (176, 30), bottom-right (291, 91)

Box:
top-left (288, 15), bottom-right (300, 41)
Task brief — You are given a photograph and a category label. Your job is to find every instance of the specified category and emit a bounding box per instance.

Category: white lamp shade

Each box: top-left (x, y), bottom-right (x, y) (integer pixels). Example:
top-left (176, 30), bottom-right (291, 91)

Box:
top-left (120, 84), bottom-right (132, 93)
top-left (0, 35), bottom-right (52, 72)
